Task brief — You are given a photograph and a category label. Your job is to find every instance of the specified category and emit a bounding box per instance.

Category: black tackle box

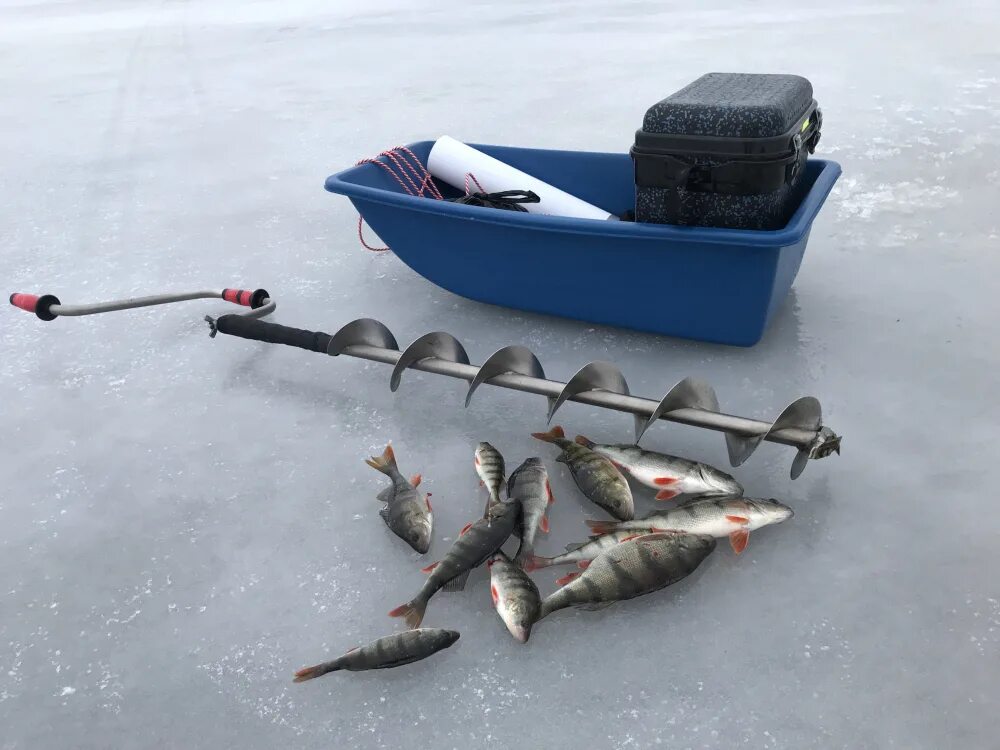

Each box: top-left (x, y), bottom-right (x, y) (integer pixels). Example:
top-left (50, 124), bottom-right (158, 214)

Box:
top-left (630, 73), bottom-right (822, 230)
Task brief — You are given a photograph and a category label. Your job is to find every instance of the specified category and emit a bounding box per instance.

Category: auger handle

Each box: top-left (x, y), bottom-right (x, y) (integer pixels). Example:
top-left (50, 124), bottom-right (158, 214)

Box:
top-left (9, 293), bottom-right (61, 321)
top-left (9, 288), bottom-right (273, 321)
top-left (222, 288), bottom-right (270, 308)
top-left (212, 314), bottom-right (332, 353)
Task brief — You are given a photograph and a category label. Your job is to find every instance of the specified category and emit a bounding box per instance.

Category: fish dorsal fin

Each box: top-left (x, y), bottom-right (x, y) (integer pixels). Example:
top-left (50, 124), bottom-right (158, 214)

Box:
top-left (410, 474), bottom-right (422, 488)
top-left (564, 541), bottom-right (586, 552)
top-left (378, 507), bottom-right (390, 522)
top-left (376, 486), bottom-right (394, 504)
top-left (442, 570), bottom-right (471, 592)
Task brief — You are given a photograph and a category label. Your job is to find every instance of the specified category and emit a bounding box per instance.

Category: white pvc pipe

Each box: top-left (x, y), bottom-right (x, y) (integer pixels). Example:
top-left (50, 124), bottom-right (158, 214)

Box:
top-left (426, 135), bottom-right (618, 222)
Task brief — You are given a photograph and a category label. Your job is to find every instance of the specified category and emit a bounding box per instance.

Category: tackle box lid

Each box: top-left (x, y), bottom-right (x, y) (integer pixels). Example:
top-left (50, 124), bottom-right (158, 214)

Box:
top-left (636, 73), bottom-right (819, 157)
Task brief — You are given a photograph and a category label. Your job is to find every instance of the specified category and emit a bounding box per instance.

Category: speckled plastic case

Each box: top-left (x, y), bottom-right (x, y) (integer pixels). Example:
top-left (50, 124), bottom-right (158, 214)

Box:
top-left (633, 73), bottom-right (818, 230)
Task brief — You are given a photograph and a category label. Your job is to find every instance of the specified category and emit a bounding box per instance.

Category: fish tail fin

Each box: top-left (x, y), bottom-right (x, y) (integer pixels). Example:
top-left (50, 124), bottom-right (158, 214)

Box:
top-left (388, 599), bottom-right (426, 629)
top-left (574, 435), bottom-right (595, 448)
top-left (531, 425), bottom-right (565, 443)
top-left (292, 661), bottom-right (341, 682)
top-left (365, 444), bottom-right (397, 474)
top-left (519, 553), bottom-right (549, 572)
top-left (585, 519), bottom-right (619, 535)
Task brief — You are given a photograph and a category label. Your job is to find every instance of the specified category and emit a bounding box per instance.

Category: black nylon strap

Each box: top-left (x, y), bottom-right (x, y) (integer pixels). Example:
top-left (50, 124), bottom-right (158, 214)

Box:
top-left (448, 189), bottom-right (541, 212)
top-left (213, 314), bottom-right (332, 354)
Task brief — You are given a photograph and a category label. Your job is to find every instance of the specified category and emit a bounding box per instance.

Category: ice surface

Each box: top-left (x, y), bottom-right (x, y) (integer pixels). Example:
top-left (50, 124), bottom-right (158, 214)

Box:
top-left (2, 1), bottom-right (999, 748)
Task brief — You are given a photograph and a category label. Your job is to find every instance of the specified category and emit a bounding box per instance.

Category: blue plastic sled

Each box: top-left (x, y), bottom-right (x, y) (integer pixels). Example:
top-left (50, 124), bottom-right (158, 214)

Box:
top-left (325, 141), bottom-right (841, 347)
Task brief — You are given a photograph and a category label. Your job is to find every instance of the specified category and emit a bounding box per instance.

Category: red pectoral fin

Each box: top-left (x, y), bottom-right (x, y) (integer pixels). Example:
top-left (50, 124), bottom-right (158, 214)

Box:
top-left (459, 522), bottom-right (473, 536)
top-left (490, 584), bottom-right (499, 605)
top-left (410, 473), bottom-right (422, 488)
top-left (539, 515), bottom-right (550, 533)
top-left (729, 529), bottom-right (749, 554)
top-left (555, 572), bottom-right (580, 586)
top-left (546, 479), bottom-right (555, 505)
top-left (421, 562), bottom-right (440, 574)
top-left (653, 477), bottom-right (680, 486)
top-left (655, 489), bottom-right (680, 501)
top-left (576, 560), bottom-right (591, 570)
top-left (725, 515), bottom-right (749, 524)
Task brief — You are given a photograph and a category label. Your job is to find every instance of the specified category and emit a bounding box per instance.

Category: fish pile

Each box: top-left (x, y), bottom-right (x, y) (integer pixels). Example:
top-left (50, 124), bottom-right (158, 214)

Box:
top-left (293, 426), bottom-right (795, 681)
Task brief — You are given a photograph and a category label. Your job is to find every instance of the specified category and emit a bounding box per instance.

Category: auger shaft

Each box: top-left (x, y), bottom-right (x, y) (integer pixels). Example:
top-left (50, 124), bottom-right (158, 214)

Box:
top-left (342, 343), bottom-right (816, 448)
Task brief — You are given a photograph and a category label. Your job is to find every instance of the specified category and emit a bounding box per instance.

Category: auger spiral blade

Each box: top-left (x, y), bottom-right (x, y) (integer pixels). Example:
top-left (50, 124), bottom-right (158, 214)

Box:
top-left (390, 332), bottom-right (470, 392)
top-left (465, 345), bottom-right (545, 408)
top-left (546, 361), bottom-right (643, 438)
top-left (328, 318), bottom-right (399, 355)
top-left (636, 376), bottom-right (720, 444)
top-left (725, 396), bottom-right (823, 478)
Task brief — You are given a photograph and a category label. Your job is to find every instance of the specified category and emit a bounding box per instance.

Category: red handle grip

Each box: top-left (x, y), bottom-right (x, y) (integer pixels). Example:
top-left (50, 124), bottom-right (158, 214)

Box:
top-left (222, 288), bottom-right (254, 306)
top-left (9, 293), bottom-right (60, 320)
top-left (222, 288), bottom-right (269, 309)
top-left (10, 293), bottom-right (39, 313)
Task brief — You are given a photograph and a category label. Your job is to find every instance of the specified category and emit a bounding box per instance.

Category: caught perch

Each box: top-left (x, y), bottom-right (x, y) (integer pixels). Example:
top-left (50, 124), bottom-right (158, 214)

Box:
top-left (293, 629), bottom-right (460, 681)
top-left (366, 444), bottom-right (433, 554)
top-left (537, 532), bottom-right (717, 621)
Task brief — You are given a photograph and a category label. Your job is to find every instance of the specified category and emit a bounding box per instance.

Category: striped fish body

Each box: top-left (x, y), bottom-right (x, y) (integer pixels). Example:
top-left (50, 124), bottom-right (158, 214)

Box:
top-left (622, 497), bottom-right (791, 536)
top-left (390, 500), bottom-right (522, 628)
top-left (537, 533), bottom-right (716, 620)
top-left (557, 442), bottom-right (634, 521)
top-left (383, 480), bottom-right (432, 551)
top-left (293, 628), bottom-right (460, 681)
top-left (475, 442), bottom-right (506, 517)
top-left (578, 439), bottom-right (744, 500)
top-left (586, 497), bottom-right (794, 555)
top-left (488, 552), bottom-right (541, 642)
top-left (523, 530), bottom-right (637, 571)
top-left (366, 445), bottom-right (433, 554)
top-left (506, 457), bottom-right (553, 563)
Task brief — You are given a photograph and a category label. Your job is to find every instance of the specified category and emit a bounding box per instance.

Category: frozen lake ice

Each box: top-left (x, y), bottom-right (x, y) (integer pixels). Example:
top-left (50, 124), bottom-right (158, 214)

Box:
top-left (2, 1), bottom-right (998, 748)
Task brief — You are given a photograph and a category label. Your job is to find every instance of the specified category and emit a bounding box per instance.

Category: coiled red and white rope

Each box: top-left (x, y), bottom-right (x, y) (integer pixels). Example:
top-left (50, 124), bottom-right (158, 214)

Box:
top-left (354, 146), bottom-right (483, 253)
